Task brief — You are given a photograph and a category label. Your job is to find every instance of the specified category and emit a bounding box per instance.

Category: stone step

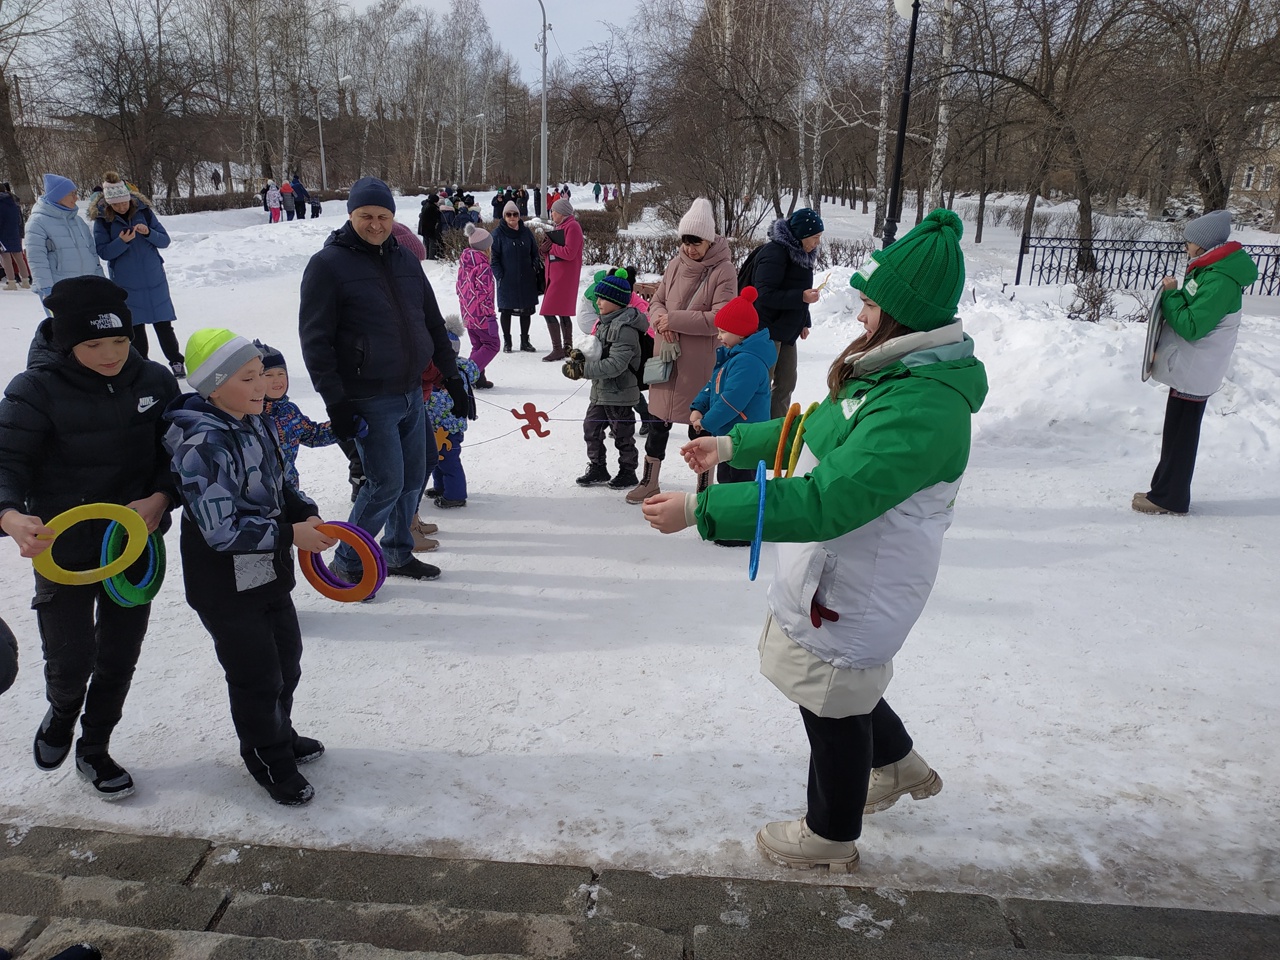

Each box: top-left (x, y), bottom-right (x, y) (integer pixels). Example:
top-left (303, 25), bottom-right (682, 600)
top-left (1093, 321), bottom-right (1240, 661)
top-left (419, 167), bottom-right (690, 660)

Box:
top-left (2, 914), bottom-right (525, 960)
top-left (5, 822), bottom-right (1279, 959)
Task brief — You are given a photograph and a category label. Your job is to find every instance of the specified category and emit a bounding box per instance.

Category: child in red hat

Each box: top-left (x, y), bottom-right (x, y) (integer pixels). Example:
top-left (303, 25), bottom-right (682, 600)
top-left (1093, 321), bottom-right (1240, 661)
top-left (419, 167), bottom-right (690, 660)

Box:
top-left (687, 286), bottom-right (776, 542)
top-left (690, 286), bottom-right (776, 438)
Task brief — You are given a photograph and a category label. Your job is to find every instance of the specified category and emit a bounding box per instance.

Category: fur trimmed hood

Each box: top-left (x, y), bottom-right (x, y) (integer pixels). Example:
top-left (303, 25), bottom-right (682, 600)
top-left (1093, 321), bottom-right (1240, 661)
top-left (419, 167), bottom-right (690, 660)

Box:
top-left (767, 217), bottom-right (818, 270)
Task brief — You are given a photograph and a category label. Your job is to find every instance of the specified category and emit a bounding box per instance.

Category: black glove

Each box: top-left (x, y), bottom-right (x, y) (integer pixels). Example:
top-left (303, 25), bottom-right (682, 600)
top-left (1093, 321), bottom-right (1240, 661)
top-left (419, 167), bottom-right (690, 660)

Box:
top-left (445, 377), bottom-right (472, 419)
top-left (562, 349), bottom-right (586, 381)
top-left (327, 400), bottom-right (366, 441)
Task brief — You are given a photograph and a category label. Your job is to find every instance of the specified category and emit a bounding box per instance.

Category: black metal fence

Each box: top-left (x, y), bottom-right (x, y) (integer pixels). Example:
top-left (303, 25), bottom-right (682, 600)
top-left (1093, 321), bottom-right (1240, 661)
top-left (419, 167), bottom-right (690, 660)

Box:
top-left (1015, 235), bottom-right (1280, 295)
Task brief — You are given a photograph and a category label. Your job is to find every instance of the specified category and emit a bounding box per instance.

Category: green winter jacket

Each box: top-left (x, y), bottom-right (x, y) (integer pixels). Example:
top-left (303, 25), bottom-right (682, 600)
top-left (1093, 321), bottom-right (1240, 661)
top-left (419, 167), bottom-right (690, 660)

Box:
top-left (1154, 242), bottom-right (1258, 396)
top-left (696, 335), bottom-right (987, 544)
top-left (694, 322), bottom-right (988, 669)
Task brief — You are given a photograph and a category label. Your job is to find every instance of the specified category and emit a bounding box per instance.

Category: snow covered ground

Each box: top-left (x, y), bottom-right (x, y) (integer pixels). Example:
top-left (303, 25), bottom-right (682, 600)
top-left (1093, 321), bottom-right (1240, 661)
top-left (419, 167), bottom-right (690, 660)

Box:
top-left (0, 189), bottom-right (1277, 916)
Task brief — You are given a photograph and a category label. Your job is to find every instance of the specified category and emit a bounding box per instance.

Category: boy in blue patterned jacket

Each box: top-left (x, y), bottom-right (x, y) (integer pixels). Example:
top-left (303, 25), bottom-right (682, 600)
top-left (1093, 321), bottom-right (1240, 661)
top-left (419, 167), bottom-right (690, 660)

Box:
top-left (424, 319), bottom-right (479, 508)
top-left (164, 329), bottom-right (338, 807)
top-left (254, 340), bottom-right (338, 489)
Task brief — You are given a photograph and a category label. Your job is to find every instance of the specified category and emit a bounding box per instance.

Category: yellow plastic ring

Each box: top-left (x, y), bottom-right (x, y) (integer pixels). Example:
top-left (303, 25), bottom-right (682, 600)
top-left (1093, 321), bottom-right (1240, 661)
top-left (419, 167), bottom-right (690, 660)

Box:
top-left (32, 503), bottom-right (149, 586)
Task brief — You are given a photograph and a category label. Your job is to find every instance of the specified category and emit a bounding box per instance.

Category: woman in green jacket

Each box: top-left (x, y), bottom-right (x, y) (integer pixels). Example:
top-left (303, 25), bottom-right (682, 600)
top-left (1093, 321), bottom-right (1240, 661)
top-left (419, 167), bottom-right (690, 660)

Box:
top-left (643, 210), bottom-right (988, 872)
top-left (1135, 210), bottom-right (1258, 516)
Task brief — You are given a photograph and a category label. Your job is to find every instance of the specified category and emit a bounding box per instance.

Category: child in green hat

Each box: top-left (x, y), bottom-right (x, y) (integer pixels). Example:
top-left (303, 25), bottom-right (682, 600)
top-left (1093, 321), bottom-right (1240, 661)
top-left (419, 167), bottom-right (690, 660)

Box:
top-left (643, 209), bottom-right (988, 873)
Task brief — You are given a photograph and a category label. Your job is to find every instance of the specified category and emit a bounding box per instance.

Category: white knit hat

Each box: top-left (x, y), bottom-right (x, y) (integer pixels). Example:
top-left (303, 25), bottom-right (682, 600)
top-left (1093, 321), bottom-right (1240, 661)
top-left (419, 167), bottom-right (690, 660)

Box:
top-left (101, 179), bottom-right (131, 203)
top-left (677, 197), bottom-right (716, 242)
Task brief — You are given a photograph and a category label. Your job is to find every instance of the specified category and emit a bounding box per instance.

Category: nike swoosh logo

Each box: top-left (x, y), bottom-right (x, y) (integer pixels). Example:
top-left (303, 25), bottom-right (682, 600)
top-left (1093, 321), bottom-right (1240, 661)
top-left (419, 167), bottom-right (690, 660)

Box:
top-left (137, 397), bottom-right (157, 413)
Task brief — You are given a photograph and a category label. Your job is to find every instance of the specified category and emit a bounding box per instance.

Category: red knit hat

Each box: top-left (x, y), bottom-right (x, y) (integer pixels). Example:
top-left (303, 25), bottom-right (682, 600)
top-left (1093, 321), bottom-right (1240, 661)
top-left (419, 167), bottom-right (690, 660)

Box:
top-left (715, 286), bottom-right (759, 337)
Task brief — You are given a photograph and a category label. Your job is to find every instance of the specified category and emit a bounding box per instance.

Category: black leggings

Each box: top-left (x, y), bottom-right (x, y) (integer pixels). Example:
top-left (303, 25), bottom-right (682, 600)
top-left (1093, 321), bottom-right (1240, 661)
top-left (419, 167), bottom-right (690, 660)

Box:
top-left (133, 322), bottom-right (184, 364)
top-left (500, 311), bottom-right (533, 339)
top-left (1148, 392), bottom-right (1207, 514)
top-left (644, 419), bottom-right (699, 461)
top-left (801, 699), bottom-right (914, 842)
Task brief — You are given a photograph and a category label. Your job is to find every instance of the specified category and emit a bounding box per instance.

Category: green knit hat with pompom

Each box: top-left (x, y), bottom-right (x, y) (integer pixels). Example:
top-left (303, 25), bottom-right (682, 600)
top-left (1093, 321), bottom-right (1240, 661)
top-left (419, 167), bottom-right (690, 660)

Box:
top-left (849, 208), bottom-right (965, 331)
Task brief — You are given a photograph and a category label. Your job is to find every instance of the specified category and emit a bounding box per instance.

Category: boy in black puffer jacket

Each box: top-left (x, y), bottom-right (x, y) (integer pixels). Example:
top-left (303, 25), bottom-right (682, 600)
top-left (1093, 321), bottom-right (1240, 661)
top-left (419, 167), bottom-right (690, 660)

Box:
top-left (0, 277), bottom-right (179, 800)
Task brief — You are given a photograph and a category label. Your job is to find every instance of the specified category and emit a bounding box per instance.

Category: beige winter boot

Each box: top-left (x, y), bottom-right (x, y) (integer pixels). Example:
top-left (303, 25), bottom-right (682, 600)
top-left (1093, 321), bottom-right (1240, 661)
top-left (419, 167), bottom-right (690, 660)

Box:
top-left (3, 281), bottom-right (17, 292)
top-left (625, 456), bottom-right (662, 505)
top-left (756, 818), bottom-right (859, 873)
top-left (864, 749), bottom-right (942, 814)
top-left (410, 516), bottom-right (439, 552)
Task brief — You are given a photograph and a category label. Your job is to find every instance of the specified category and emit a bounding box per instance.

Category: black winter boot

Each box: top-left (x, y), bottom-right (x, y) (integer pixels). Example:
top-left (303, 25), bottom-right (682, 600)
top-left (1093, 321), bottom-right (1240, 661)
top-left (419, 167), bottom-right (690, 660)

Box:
top-left (501, 314), bottom-right (513, 353)
top-left (253, 767), bottom-right (314, 806)
top-left (33, 705), bottom-right (74, 771)
top-left (576, 462), bottom-right (611, 486)
top-left (608, 467), bottom-right (639, 489)
top-left (75, 744), bottom-right (135, 801)
top-left (294, 735), bottom-right (325, 764)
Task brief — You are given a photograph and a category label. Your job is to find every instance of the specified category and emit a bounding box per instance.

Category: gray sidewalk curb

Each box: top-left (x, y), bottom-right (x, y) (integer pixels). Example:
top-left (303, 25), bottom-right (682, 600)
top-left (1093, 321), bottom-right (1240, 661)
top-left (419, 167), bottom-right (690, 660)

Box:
top-left (2, 822), bottom-right (1276, 958)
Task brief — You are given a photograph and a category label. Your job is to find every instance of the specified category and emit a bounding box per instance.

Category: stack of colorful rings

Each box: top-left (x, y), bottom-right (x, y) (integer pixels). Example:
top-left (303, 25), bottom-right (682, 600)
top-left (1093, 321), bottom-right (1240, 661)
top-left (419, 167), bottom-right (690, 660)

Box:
top-left (298, 521), bottom-right (386, 602)
top-left (101, 521), bottom-right (166, 607)
top-left (31, 503), bottom-right (150, 589)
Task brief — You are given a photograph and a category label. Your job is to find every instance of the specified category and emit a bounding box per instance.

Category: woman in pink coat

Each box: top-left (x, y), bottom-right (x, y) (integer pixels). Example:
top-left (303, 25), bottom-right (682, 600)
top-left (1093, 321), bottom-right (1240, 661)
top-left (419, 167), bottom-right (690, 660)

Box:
top-left (624, 197), bottom-right (738, 505)
top-left (538, 197), bottom-right (584, 361)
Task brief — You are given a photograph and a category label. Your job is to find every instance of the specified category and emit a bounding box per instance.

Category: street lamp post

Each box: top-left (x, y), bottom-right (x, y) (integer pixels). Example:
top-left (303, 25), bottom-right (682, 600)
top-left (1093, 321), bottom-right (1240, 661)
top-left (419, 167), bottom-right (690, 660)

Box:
top-left (317, 74), bottom-right (353, 191)
top-left (883, 0), bottom-right (922, 248)
top-left (535, 0), bottom-right (550, 217)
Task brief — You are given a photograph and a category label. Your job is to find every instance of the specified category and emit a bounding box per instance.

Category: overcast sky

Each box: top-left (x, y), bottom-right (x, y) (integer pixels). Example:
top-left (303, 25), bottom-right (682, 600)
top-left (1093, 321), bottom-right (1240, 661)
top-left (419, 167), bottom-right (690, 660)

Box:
top-left (428, 0), bottom-right (642, 83)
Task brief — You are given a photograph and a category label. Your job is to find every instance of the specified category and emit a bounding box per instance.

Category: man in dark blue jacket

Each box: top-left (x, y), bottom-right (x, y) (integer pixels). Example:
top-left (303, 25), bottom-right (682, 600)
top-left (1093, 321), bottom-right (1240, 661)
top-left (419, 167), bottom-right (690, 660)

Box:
top-left (299, 177), bottom-right (467, 582)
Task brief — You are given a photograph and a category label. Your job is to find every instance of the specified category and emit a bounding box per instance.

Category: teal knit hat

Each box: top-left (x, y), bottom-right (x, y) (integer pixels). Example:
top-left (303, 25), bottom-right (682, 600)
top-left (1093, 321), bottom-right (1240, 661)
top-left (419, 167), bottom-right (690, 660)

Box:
top-left (849, 208), bottom-right (965, 331)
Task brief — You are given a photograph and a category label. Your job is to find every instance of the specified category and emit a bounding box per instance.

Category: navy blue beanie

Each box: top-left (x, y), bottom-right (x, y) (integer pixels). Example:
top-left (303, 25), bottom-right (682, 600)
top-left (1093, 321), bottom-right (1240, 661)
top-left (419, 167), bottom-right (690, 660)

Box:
top-left (787, 208), bottom-right (825, 240)
top-left (347, 176), bottom-right (395, 213)
top-left (595, 269), bottom-right (633, 308)
top-left (253, 339), bottom-right (286, 371)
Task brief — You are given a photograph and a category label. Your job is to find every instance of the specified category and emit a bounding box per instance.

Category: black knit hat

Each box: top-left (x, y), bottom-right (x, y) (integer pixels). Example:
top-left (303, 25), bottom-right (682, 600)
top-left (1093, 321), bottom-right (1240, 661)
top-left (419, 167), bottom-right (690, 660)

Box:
top-left (253, 339), bottom-right (287, 371)
top-left (44, 277), bottom-right (133, 352)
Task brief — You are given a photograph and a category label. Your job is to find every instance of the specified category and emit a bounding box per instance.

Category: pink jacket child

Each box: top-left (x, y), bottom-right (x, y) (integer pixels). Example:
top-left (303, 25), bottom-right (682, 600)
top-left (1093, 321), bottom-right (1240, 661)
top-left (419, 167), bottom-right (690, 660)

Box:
top-left (458, 223), bottom-right (499, 385)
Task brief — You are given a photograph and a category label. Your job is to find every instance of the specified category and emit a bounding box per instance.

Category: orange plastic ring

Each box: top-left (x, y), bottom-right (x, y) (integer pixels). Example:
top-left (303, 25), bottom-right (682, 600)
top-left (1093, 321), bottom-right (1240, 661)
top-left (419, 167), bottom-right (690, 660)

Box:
top-left (773, 403), bottom-right (801, 478)
top-left (298, 523), bottom-right (380, 602)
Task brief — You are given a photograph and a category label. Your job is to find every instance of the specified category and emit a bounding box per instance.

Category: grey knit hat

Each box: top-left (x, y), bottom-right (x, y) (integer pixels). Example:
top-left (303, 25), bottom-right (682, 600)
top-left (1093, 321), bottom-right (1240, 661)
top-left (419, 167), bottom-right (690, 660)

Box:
top-left (552, 196), bottom-right (574, 217)
top-left (1184, 210), bottom-right (1232, 251)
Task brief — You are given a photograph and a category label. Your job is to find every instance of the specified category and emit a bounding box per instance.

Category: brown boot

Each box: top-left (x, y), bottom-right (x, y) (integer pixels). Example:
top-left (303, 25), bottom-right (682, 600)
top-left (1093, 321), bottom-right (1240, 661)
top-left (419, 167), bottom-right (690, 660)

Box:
top-left (542, 318), bottom-right (566, 362)
top-left (410, 516), bottom-right (439, 552)
top-left (560, 317), bottom-right (575, 353)
top-left (625, 456), bottom-right (662, 505)
top-left (696, 468), bottom-right (713, 493)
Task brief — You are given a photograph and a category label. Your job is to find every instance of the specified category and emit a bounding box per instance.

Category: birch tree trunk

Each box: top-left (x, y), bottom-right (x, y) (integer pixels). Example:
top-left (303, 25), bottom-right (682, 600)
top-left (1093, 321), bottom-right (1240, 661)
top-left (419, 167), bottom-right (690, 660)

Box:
top-left (874, 0), bottom-right (893, 237)
top-left (928, 0), bottom-right (955, 210)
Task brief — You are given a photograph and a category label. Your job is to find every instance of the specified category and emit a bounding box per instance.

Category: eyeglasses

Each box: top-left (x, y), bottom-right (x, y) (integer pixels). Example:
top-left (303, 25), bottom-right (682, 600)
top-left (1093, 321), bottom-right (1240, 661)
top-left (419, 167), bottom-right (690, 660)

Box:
top-left (504, 213), bottom-right (520, 219)
top-left (679, 235), bottom-right (707, 247)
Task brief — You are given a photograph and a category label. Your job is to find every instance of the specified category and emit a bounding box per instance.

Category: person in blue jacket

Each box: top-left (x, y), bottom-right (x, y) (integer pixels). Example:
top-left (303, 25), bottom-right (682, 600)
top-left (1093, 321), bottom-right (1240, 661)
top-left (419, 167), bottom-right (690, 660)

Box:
top-left (289, 175), bottom-right (311, 219)
top-left (690, 286), bottom-right (776, 440)
top-left (25, 174), bottom-right (103, 302)
top-left (689, 285), bottom-right (775, 548)
top-left (91, 172), bottom-right (185, 377)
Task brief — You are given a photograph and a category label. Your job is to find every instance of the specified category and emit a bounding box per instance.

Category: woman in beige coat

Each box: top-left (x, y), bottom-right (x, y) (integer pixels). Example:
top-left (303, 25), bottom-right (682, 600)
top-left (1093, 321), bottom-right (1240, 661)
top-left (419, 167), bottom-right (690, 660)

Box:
top-left (625, 198), bottom-right (738, 504)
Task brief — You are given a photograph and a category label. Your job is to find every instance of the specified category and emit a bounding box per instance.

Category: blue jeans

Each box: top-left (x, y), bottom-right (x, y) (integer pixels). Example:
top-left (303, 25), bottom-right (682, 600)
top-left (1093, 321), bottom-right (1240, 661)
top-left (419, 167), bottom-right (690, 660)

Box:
top-left (340, 390), bottom-right (426, 569)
